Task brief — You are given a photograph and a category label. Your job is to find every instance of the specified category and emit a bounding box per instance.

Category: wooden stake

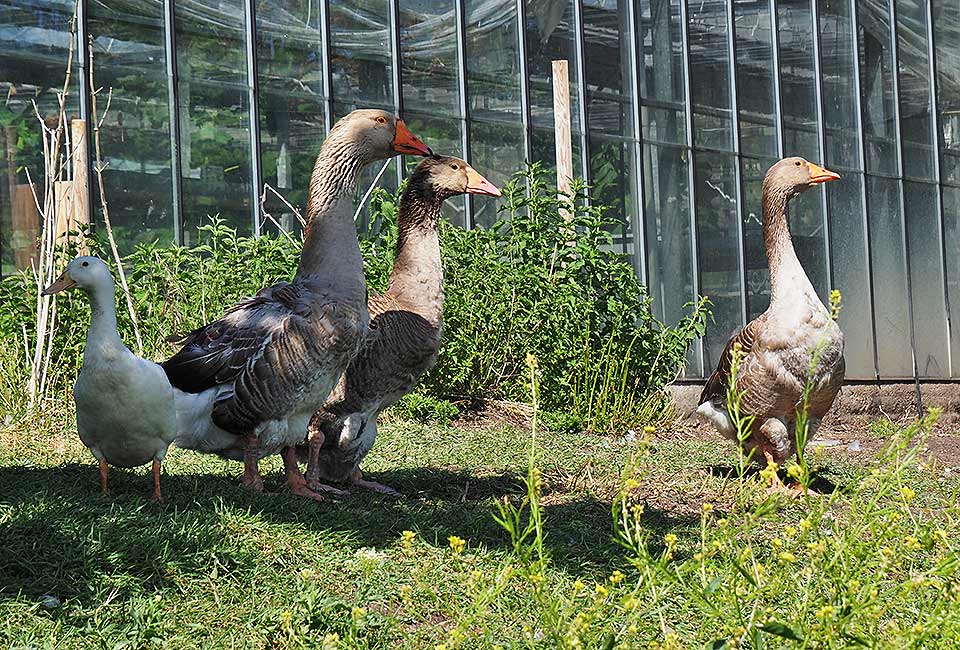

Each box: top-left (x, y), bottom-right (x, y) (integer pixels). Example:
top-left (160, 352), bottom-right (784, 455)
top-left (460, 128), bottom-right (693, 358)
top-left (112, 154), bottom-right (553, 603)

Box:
top-left (71, 118), bottom-right (89, 252)
top-left (552, 60), bottom-right (573, 220)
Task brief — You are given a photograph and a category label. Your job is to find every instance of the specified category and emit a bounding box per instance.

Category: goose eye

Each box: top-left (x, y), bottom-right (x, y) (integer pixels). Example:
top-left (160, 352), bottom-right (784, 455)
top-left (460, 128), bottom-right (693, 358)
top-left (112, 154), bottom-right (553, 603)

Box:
top-left (795, 160), bottom-right (802, 166)
top-left (451, 164), bottom-right (459, 170)
top-left (82, 261), bottom-right (89, 267)
top-left (376, 116), bottom-right (387, 125)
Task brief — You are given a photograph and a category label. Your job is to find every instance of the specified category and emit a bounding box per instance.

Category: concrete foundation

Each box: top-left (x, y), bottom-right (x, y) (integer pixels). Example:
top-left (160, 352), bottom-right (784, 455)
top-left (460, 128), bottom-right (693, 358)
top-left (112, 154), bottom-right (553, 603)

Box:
top-left (668, 382), bottom-right (960, 431)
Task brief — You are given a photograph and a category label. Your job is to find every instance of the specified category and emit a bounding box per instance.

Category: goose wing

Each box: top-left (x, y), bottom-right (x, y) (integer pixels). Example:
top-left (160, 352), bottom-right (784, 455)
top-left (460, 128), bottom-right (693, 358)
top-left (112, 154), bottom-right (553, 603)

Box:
top-left (163, 281), bottom-right (359, 434)
top-left (698, 314), bottom-right (767, 407)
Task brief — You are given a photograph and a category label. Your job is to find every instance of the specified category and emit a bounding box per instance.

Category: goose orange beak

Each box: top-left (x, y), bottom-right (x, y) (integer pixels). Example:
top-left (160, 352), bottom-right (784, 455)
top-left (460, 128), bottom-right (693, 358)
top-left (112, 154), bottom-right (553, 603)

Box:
top-left (392, 119), bottom-right (432, 157)
top-left (807, 162), bottom-right (840, 184)
top-left (465, 167), bottom-right (501, 197)
top-left (42, 271), bottom-right (77, 295)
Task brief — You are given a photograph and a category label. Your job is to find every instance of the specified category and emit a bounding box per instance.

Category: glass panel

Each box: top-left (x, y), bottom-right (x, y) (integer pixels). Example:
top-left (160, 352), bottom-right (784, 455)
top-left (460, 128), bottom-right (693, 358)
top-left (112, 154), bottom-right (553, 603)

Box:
top-left (256, 0), bottom-right (326, 238)
top-left (741, 156), bottom-right (779, 320)
top-left (895, 0), bottom-right (936, 180)
top-left (827, 172), bottom-right (875, 378)
top-left (777, 0), bottom-right (820, 161)
top-left (644, 143), bottom-right (700, 375)
top-left (934, 2), bottom-right (960, 185)
top-left (857, 0), bottom-right (898, 175)
top-left (589, 133), bottom-right (635, 256)
top-left (638, 0), bottom-right (686, 145)
top-left (400, 0), bottom-right (460, 114)
top-left (867, 175), bottom-right (912, 377)
top-left (686, 0), bottom-right (733, 150)
top-left (175, 0), bottom-right (254, 241)
top-left (465, 0), bottom-right (522, 121)
top-left (0, 1), bottom-right (80, 274)
top-left (734, 0), bottom-right (777, 158)
top-left (817, 0), bottom-right (861, 170)
top-left (904, 181), bottom-right (947, 377)
top-left (526, 0), bottom-right (581, 131)
top-left (329, 0), bottom-right (394, 111)
top-left (88, 0), bottom-right (176, 253)
top-left (582, 0), bottom-right (633, 136)
top-left (943, 186), bottom-right (960, 376)
top-left (694, 150), bottom-right (741, 372)
top-left (469, 119), bottom-right (523, 228)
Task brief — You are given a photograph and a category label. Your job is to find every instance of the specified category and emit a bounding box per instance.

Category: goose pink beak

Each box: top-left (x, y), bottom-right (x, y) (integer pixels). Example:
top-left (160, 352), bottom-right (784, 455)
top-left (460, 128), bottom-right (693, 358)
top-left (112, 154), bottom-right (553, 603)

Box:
top-left (807, 162), bottom-right (840, 184)
top-left (42, 271), bottom-right (77, 295)
top-left (392, 119), bottom-right (432, 156)
top-left (465, 167), bottom-right (501, 197)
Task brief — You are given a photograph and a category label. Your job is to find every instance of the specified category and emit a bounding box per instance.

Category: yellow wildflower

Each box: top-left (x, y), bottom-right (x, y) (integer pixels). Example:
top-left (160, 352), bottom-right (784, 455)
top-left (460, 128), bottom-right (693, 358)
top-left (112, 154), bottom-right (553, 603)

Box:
top-left (702, 502), bottom-right (713, 513)
top-left (351, 606), bottom-right (366, 622)
top-left (594, 583), bottom-right (609, 597)
top-left (901, 486), bottom-right (916, 502)
top-left (448, 535), bottom-right (466, 554)
top-left (778, 551), bottom-right (797, 564)
top-left (905, 536), bottom-right (922, 550)
top-left (609, 570), bottom-right (625, 584)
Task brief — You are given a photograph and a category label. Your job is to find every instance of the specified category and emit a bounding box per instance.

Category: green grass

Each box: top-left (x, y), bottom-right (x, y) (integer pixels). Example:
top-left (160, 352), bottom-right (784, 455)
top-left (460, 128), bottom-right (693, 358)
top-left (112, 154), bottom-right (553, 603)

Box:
top-left (1, 397), bottom-right (959, 648)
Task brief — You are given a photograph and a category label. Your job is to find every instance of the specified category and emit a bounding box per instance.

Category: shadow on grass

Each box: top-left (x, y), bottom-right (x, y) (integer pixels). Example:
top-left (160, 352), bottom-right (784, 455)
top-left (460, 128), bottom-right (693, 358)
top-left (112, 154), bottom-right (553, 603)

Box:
top-left (706, 464), bottom-right (846, 495)
top-left (0, 463), bottom-right (700, 604)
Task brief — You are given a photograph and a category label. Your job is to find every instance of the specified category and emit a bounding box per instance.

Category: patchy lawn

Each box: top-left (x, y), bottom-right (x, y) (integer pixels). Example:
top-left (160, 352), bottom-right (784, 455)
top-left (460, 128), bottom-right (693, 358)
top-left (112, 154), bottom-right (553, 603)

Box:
top-left (1, 400), bottom-right (959, 648)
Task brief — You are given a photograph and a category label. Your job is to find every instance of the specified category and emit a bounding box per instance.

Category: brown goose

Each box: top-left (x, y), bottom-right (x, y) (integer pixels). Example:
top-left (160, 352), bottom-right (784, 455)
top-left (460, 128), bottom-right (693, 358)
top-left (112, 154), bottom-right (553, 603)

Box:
top-left (300, 156), bottom-right (501, 495)
top-left (696, 157), bottom-right (844, 494)
top-left (163, 110), bottom-right (431, 501)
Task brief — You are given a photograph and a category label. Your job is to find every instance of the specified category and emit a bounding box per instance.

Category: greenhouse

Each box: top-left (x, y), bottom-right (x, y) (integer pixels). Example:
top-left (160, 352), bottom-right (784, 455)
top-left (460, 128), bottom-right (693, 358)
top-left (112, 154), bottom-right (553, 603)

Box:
top-left (2, 0), bottom-right (959, 382)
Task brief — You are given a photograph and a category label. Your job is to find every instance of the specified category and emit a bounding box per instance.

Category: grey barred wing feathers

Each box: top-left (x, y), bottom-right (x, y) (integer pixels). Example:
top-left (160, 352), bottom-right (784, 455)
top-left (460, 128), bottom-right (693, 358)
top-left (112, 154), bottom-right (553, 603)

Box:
top-left (162, 282), bottom-right (364, 435)
top-left (699, 315), bottom-right (767, 407)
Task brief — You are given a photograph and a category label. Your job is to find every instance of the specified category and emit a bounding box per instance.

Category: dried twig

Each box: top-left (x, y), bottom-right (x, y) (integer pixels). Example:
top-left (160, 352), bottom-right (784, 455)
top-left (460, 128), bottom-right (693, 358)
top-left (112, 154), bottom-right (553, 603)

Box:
top-left (87, 37), bottom-right (143, 354)
top-left (353, 159), bottom-right (393, 223)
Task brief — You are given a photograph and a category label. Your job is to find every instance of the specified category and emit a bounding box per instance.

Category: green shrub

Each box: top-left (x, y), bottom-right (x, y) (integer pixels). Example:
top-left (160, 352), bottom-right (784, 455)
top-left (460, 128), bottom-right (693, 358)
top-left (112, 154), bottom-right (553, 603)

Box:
top-left (0, 166), bottom-right (706, 433)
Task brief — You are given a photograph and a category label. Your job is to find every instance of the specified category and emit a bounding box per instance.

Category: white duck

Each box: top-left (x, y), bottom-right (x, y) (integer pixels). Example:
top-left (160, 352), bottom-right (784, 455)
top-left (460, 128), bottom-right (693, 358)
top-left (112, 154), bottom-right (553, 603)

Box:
top-left (696, 157), bottom-right (845, 494)
top-left (43, 256), bottom-right (177, 501)
top-left (162, 110), bottom-right (431, 501)
top-left (301, 156), bottom-right (501, 495)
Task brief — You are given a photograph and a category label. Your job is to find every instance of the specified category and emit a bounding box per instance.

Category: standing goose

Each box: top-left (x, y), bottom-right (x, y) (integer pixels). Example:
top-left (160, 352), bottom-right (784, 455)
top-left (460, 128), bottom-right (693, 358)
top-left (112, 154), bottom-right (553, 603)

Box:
top-left (43, 257), bottom-right (177, 501)
top-left (696, 157), bottom-right (844, 494)
top-left (301, 156), bottom-right (501, 495)
top-left (163, 110), bottom-right (431, 500)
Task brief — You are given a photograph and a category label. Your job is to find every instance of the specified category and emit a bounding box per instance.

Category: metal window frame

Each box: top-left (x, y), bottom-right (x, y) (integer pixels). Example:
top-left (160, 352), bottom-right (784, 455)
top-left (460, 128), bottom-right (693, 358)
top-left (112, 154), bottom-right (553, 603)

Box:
top-left (320, 0), bottom-right (335, 129)
top-left (77, 0), bottom-right (96, 238)
top-left (243, 0), bottom-right (264, 237)
top-left (927, 0), bottom-right (954, 377)
top-left (162, 0), bottom-right (184, 245)
top-left (389, 0), bottom-right (404, 187)
top-left (849, 0), bottom-right (882, 382)
top-left (516, 0), bottom-right (533, 164)
top-left (679, 0), bottom-right (703, 373)
top-left (809, 0), bottom-right (832, 294)
top-left (769, 0), bottom-right (785, 158)
top-left (455, 0), bottom-right (473, 229)
top-left (888, 0), bottom-right (923, 390)
top-left (626, 0), bottom-right (646, 282)
top-left (725, 0), bottom-right (748, 330)
top-left (573, 0), bottom-right (590, 191)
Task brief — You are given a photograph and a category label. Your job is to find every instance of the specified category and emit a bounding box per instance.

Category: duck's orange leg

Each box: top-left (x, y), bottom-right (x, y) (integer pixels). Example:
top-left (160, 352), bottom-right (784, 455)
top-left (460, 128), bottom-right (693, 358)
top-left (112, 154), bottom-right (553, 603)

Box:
top-left (151, 460), bottom-right (163, 502)
top-left (99, 459), bottom-right (109, 496)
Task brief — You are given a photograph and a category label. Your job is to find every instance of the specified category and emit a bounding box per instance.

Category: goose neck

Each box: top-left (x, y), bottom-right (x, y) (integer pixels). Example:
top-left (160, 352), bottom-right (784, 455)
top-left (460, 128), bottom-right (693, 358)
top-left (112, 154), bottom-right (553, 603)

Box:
top-left (387, 190), bottom-right (444, 325)
top-left (762, 184), bottom-right (809, 303)
top-left (295, 136), bottom-right (368, 286)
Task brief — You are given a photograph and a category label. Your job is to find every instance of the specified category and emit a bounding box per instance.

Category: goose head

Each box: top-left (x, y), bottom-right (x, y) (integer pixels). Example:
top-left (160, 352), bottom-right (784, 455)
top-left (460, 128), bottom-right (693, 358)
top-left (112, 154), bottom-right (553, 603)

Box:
top-left (410, 155), bottom-right (501, 202)
top-left (42, 256), bottom-right (114, 297)
top-left (765, 156), bottom-right (840, 198)
top-left (329, 109), bottom-right (432, 163)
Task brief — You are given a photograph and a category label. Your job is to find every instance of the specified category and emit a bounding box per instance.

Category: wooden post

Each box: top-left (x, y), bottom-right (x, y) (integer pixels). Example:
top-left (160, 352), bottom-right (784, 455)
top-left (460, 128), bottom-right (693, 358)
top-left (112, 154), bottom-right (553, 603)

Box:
top-left (55, 119), bottom-right (90, 252)
top-left (552, 60), bottom-right (573, 219)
